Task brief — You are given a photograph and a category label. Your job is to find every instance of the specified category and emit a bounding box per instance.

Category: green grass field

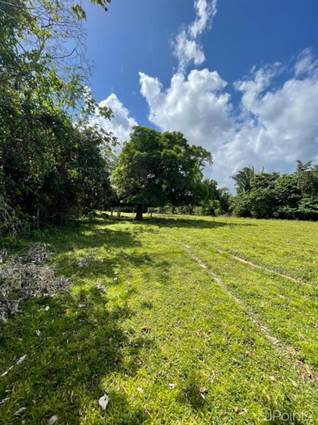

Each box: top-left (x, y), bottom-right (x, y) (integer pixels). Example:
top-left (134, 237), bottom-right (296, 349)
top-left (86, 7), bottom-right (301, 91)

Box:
top-left (1, 215), bottom-right (318, 424)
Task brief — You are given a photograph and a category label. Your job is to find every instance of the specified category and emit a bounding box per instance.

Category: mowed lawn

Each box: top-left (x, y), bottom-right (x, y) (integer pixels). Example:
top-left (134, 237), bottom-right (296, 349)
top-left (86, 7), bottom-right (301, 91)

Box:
top-left (1, 215), bottom-right (318, 424)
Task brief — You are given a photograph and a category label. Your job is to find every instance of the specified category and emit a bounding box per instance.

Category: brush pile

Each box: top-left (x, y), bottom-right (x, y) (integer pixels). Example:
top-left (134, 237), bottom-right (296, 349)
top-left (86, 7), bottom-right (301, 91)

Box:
top-left (0, 243), bottom-right (69, 321)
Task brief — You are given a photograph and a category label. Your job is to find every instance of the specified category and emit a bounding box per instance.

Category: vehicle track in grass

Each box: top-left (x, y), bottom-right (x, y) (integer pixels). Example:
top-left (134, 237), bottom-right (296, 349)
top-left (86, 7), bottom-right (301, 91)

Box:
top-left (185, 245), bottom-right (318, 384)
top-left (211, 245), bottom-right (316, 288)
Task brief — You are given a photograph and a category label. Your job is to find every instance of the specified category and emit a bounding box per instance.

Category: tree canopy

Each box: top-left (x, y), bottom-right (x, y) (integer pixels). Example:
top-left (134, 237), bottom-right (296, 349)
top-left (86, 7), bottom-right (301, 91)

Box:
top-left (0, 0), bottom-right (115, 234)
top-left (1, 0), bottom-right (317, 231)
top-left (113, 126), bottom-right (212, 219)
top-left (231, 161), bottom-right (318, 220)
top-left (232, 167), bottom-right (255, 194)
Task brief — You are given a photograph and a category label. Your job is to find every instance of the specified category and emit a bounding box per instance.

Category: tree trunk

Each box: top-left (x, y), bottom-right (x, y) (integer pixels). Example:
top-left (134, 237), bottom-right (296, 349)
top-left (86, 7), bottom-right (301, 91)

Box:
top-left (135, 205), bottom-right (143, 220)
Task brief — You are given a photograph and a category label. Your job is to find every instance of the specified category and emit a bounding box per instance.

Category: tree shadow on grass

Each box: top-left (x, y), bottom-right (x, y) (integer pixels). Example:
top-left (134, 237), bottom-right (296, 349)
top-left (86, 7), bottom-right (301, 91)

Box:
top-left (72, 214), bottom-right (255, 231)
top-left (0, 285), bottom-right (153, 424)
top-left (0, 216), bottom-right (156, 424)
top-left (53, 251), bottom-right (154, 284)
top-left (23, 220), bottom-right (147, 282)
top-left (0, 218), bottom-right (140, 257)
top-left (145, 216), bottom-right (255, 229)
top-left (48, 225), bottom-right (141, 254)
top-left (97, 215), bottom-right (254, 230)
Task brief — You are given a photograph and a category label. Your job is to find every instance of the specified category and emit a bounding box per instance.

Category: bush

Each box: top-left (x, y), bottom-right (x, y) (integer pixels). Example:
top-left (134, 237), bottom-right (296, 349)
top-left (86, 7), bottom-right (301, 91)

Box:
top-left (296, 196), bottom-right (318, 220)
top-left (231, 162), bottom-right (318, 220)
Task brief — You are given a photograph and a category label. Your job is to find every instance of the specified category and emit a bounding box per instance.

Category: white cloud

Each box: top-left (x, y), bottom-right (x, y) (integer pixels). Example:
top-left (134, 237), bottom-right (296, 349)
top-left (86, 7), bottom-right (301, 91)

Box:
top-left (231, 55), bottom-right (318, 166)
top-left (191, 0), bottom-right (217, 38)
top-left (139, 50), bottom-right (318, 190)
top-left (91, 2), bottom-right (318, 192)
top-left (174, 30), bottom-right (205, 69)
top-left (139, 69), bottom-right (232, 145)
top-left (234, 62), bottom-right (283, 113)
top-left (90, 93), bottom-right (137, 145)
top-left (294, 48), bottom-right (318, 77)
top-left (174, 0), bottom-right (217, 71)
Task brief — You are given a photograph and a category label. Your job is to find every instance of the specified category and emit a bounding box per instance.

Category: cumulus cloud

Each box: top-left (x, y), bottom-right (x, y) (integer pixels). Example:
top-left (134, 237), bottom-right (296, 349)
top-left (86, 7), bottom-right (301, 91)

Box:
top-left (174, 31), bottom-right (206, 69)
top-left (191, 0), bottom-right (217, 38)
top-left (139, 69), bottom-right (232, 145)
top-left (174, 0), bottom-right (217, 71)
top-left (139, 50), bottom-right (318, 189)
top-left (228, 55), bottom-right (318, 170)
top-left (294, 48), bottom-right (318, 77)
top-left (91, 2), bottom-right (318, 191)
top-left (90, 93), bottom-right (137, 145)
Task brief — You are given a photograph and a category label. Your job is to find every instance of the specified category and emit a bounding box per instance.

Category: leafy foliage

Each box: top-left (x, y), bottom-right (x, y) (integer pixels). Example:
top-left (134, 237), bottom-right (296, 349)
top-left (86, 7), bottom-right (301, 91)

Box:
top-left (0, 0), bottom-right (114, 233)
top-left (113, 126), bottom-right (212, 219)
top-left (232, 162), bottom-right (318, 220)
top-left (232, 167), bottom-right (255, 194)
top-left (201, 179), bottom-right (231, 216)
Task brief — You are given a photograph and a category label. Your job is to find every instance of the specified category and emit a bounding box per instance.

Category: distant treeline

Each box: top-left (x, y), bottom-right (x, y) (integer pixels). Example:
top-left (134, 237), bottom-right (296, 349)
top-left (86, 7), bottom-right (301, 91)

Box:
top-left (1, 2), bottom-right (317, 236)
top-left (115, 159), bottom-right (318, 221)
top-left (231, 161), bottom-right (318, 220)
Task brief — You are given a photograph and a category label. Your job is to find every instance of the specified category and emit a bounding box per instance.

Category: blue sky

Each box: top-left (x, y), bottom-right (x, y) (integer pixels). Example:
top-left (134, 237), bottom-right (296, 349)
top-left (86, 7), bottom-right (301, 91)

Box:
top-left (84, 0), bottom-right (318, 188)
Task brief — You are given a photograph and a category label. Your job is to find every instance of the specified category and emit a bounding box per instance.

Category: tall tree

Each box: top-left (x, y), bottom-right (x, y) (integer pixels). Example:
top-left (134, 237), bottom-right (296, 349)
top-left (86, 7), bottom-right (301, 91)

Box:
top-left (113, 127), bottom-right (211, 220)
top-left (201, 179), bottom-right (231, 216)
top-left (231, 161), bottom-right (318, 220)
top-left (0, 0), bottom-right (114, 232)
top-left (232, 167), bottom-right (255, 194)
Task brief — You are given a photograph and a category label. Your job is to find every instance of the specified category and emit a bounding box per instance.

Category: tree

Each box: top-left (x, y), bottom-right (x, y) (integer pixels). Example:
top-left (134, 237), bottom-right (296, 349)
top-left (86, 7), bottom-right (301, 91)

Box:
top-left (218, 187), bottom-right (231, 214)
top-left (232, 171), bottom-right (280, 218)
top-left (295, 160), bottom-right (318, 197)
top-left (0, 0), bottom-right (115, 233)
top-left (0, 0), bottom-right (111, 109)
top-left (232, 167), bottom-right (255, 194)
top-left (201, 179), bottom-right (231, 216)
top-left (113, 126), bottom-right (211, 220)
top-left (231, 162), bottom-right (318, 220)
top-left (71, 126), bottom-right (113, 216)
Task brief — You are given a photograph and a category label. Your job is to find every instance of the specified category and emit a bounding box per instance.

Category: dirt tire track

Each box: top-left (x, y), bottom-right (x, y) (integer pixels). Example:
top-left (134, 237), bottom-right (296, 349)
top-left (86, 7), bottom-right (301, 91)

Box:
top-left (212, 245), bottom-right (315, 288)
top-left (185, 246), bottom-right (318, 384)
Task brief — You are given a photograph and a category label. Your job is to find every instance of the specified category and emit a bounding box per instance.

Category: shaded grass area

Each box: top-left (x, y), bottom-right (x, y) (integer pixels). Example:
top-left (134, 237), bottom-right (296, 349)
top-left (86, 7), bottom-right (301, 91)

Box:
top-left (0, 215), bottom-right (318, 424)
top-left (0, 289), bottom-right (149, 424)
top-left (0, 219), bottom-right (150, 424)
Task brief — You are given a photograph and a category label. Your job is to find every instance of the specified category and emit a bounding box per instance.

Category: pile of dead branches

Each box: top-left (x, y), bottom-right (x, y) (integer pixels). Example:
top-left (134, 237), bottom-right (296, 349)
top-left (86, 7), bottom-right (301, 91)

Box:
top-left (0, 243), bottom-right (69, 321)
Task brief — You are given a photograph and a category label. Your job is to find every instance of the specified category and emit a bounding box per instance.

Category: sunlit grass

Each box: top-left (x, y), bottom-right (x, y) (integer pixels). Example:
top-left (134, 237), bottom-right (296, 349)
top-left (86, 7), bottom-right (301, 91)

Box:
top-left (0, 215), bottom-right (317, 424)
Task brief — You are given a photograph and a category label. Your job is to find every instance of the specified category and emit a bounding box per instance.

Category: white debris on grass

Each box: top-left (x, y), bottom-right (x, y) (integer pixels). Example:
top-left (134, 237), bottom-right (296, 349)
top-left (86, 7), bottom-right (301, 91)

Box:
top-left (78, 256), bottom-right (90, 268)
top-left (98, 394), bottom-right (109, 411)
top-left (1, 354), bottom-right (27, 378)
top-left (14, 407), bottom-right (26, 416)
top-left (0, 397), bottom-right (9, 406)
top-left (1, 365), bottom-right (13, 377)
top-left (16, 354), bottom-right (27, 365)
top-left (48, 414), bottom-right (59, 424)
top-left (96, 283), bottom-right (107, 293)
